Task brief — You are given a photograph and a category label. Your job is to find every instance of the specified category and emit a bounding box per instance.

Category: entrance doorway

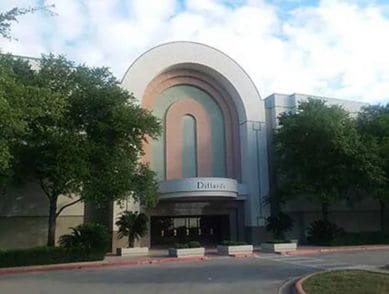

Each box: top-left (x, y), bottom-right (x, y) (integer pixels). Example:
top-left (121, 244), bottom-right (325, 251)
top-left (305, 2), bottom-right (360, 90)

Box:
top-left (150, 215), bottom-right (230, 247)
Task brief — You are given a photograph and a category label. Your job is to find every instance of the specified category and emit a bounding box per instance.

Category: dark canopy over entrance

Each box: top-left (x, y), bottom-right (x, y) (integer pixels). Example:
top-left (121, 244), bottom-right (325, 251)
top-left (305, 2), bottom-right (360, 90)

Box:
top-left (148, 199), bottom-right (245, 247)
top-left (151, 215), bottom-right (230, 247)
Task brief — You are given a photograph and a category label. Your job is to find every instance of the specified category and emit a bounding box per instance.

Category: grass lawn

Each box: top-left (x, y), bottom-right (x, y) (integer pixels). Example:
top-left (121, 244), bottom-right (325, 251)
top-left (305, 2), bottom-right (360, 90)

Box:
top-left (303, 270), bottom-right (389, 294)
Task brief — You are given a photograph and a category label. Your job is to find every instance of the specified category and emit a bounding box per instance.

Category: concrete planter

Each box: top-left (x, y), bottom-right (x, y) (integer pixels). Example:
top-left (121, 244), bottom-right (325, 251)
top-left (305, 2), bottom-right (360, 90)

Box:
top-left (116, 247), bottom-right (149, 257)
top-left (168, 247), bottom-right (205, 258)
top-left (261, 242), bottom-right (297, 253)
top-left (217, 245), bottom-right (253, 255)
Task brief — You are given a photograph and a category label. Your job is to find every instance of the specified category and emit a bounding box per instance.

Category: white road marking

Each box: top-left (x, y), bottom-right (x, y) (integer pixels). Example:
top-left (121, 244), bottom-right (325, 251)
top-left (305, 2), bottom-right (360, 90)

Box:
top-left (256, 254), bottom-right (353, 269)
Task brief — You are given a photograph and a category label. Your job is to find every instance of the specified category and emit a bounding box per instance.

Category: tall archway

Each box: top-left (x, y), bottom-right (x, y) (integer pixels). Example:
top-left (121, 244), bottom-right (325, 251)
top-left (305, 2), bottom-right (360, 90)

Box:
top-left (121, 42), bottom-right (270, 245)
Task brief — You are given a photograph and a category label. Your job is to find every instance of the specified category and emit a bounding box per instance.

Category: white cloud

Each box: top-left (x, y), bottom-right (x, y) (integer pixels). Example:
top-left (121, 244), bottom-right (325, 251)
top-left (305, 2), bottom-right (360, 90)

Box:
top-left (1, 0), bottom-right (389, 103)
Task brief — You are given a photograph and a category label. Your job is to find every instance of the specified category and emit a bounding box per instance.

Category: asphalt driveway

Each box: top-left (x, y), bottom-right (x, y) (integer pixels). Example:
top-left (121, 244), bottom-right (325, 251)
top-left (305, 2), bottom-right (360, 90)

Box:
top-left (0, 250), bottom-right (388, 294)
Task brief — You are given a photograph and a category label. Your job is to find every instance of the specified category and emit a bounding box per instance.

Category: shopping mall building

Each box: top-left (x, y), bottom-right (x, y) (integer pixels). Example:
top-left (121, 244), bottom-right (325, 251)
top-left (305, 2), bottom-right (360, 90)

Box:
top-left (1, 42), bottom-right (381, 250)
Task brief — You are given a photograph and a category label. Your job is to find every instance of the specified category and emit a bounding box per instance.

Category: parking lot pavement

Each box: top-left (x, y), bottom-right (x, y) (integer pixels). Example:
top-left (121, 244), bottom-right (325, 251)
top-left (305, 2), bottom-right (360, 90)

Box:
top-left (314, 250), bottom-right (389, 267)
top-left (0, 257), bottom-right (313, 294)
top-left (0, 250), bottom-right (387, 294)
top-left (259, 249), bottom-right (389, 270)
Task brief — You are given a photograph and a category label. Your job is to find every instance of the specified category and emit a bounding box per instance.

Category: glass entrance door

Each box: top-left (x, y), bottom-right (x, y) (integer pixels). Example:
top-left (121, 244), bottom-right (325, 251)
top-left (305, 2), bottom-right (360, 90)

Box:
top-left (150, 215), bottom-right (230, 247)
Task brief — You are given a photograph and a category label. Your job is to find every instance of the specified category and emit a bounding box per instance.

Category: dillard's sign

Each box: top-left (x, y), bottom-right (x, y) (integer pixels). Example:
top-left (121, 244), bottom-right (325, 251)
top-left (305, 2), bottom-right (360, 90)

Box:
top-left (196, 181), bottom-right (227, 190)
top-left (158, 178), bottom-right (239, 197)
top-left (158, 178), bottom-right (238, 195)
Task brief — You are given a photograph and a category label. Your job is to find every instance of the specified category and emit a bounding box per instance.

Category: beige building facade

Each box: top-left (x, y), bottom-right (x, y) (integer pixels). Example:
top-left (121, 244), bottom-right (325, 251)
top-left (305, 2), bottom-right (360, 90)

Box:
top-left (0, 42), bottom-right (386, 250)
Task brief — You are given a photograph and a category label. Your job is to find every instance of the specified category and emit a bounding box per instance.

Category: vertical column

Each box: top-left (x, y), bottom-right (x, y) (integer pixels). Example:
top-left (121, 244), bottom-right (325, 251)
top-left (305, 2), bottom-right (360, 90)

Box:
top-left (240, 119), bottom-right (270, 244)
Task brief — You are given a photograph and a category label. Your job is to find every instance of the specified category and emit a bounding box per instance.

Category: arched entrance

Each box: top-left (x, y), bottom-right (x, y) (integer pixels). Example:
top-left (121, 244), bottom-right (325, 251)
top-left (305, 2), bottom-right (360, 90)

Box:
top-left (119, 41), bottom-right (270, 246)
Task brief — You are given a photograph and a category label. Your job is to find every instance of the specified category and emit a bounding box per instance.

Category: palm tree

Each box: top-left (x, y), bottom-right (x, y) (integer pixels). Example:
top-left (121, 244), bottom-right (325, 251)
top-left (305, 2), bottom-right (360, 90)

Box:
top-left (115, 211), bottom-right (148, 247)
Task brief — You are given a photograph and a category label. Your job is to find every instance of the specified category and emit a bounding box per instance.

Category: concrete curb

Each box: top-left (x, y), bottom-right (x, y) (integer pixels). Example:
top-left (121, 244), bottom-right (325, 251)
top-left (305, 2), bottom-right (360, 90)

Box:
top-left (294, 272), bottom-right (315, 294)
top-left (0, 256), bottom-right (209, 276)
top-left (282, 245), bottom-right (389, 256)
top-left (278, 276), bottom-right (300, 294)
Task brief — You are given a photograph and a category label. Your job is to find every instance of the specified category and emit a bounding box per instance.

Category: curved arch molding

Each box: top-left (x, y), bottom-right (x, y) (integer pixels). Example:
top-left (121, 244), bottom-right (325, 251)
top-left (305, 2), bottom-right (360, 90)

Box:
top-left (143, 71), bottom-right (239, 180)
top-left (121, 41), bottom-right (264, 123)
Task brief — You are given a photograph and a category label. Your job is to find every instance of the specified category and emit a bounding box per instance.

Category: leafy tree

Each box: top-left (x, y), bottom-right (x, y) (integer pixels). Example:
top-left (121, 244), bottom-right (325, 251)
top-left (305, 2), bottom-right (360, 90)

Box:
top-left (0, 55), bottom-right (54, 193)
top-left (274, 98), bottom-right (384, 221)
top-left (0, 57), bottom-right (26, 183)
top-left (43, 56), bottom-right (159, 246)
top-left (1, 6), bottom-right (160, 246)
top-left (357, 104), bottom-right (389, 231)
top-left (115, 211), bottom-right (148, 247)
top-left (14, 55), bottom-right (86, 246)
top-left (65, 63), bottom-right (161, 208)
top-left (2, 54), bottom-right (160, 246)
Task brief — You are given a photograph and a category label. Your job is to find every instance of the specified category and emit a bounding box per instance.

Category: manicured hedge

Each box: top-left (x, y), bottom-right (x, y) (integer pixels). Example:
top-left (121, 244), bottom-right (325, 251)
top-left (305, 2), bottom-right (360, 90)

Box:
top-left (306, 230), bottom-right (389, 246)
top-left (173, 241), bottom-right (202, 248)
top-left (0, 246), bottom-right (105, 268)
top-left (220, 240), bottom-right (247, 246)
top-left (329, 232), bottom-right (389, 246)
top-left (261, 239), bottom-right (292, 244)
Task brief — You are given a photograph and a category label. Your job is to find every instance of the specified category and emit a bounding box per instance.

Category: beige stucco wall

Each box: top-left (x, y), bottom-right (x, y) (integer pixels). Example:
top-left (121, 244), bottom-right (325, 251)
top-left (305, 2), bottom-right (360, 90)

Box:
top-left (0, 180), bottom-right (84, 250)
top-left (0, 216), bottom-right (47, 250)
top-left (0, 215), bottom-right (84, 250)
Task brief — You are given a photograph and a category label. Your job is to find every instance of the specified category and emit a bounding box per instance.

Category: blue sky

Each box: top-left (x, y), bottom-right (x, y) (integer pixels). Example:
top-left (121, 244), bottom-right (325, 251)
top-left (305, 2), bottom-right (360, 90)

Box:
top-left (1, 0), bottom-right (389, 103)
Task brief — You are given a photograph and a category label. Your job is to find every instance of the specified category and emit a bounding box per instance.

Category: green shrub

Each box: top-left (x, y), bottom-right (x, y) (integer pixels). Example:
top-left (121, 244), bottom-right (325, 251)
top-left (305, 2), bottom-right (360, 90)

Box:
top-left (173, 241), bottom-right (202, 248)
top-left (59, 223), bottom-right (110, 253)
top-left (263, 239), bottom-right (292, 244)
top-left (187, 241), bottom-right (201, 248)
top-left (220, 240), bottom-right (247, 246)
top-left (0, 246), bottom-right (105, 268)
top-left (174, 243), bottom-right (188, 249)
top-left (266, 212), bottom-right (294, 240)
top-left (307, 220), bottom-right (345, 245)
